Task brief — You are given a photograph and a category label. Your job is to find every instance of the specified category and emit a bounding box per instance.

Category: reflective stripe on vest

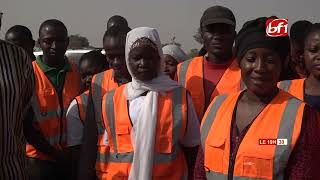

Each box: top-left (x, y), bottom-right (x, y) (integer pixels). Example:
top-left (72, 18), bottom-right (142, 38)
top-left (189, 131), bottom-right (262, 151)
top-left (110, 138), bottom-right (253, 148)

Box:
top-left (75, 92), bottom-right (89, 123)
top-left (273, 97), bottom-right (301, 179)
top-left (178, 58), bottom-right (193, 86)
top-left (79, 93), bottom-right (88, 121)
top-left (100, 87), bottom-right (185, 163)
top-left (92, 72), bottom-right (106, 135)
top-left (201, 95), bottom-right (228, 148)
top-left (278, 80), bottom-right (292, 92)
top-left (278, 79), bottom-right (305, 101)
top-left (204, 96), bottom-right (303, 180)
top-left (31, 95), bottom-right (68, 123)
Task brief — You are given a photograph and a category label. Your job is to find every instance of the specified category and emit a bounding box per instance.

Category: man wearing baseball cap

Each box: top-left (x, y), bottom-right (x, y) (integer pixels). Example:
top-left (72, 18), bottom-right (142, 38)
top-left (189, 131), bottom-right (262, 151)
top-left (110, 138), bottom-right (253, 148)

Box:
top-left (176, 5), bottom-right (243, 120)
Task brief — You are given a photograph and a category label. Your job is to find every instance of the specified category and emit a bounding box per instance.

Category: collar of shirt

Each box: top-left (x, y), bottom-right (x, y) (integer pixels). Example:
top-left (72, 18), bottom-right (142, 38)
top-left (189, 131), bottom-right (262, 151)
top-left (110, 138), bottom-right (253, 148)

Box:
top-left (36, 55), bottom-right (72, 95)
top-left (204, 53), bottom-right (234, 67)
top-left (36, 55), bottom-right (71, 73)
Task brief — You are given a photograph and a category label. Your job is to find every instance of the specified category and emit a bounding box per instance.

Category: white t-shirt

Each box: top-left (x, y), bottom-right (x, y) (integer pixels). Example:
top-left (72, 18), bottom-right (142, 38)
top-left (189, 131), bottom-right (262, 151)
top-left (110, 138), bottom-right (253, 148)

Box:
top-left (66, 99), bottom-right (109, 147)
top-left (66, 99), bottom-right (84, 147)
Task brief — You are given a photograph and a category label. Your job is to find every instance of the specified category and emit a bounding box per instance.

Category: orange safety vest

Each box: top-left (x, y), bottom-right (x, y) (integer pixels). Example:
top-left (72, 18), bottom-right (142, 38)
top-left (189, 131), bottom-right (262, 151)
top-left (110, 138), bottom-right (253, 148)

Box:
top-left (27, 60), bottom-right (81, 160)
top-left (74, 90), bottom-right (89, 123)
top-left (99, 84), bottom-right (188, 180)
top-left (91, 69), bottom-right (119, 130)
top-left (75, 69), bottom-right (119, 124)
top-left (200, 90), bottom-right (305, 180)
top-left (90, 69), bottom-right (119, 175)
top-left (278, 78), bottom-right (305, 101)
top-left (176, 56), bottom-right (244, 120)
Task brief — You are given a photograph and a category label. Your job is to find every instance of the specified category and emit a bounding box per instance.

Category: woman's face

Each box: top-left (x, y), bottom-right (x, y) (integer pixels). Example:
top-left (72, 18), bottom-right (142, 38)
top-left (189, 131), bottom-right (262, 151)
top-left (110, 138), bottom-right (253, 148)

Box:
top-left (304, 30), bottom-right (320, 80)
top-left (163, 54), bottom-right (178, 79)
top-left (240, 48), bottom-right (282, 96)
top-left (128, 45), bottom-right (160, 81)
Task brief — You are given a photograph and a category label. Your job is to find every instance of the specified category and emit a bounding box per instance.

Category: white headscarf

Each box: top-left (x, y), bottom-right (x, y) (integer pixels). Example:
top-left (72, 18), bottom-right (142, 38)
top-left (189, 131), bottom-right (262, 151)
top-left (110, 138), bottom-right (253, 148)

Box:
top-left (162, 44), bottom-right (187, 63)
top-left (125, 27), bottom-right (181, 180)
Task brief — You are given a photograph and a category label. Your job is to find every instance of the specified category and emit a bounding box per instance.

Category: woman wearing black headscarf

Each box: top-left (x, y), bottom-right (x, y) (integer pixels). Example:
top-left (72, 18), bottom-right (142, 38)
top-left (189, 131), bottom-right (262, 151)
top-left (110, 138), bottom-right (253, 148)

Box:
top-left (195, 17), bottom-right (320, 180)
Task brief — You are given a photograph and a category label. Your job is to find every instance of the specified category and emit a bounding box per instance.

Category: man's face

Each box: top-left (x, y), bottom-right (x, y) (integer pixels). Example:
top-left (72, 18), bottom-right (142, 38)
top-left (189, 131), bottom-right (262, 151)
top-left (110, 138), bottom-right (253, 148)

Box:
top-left (38, 25), bottom-right (69, 61)
top-left (103, 36), bottom-right (130, 78)
top-left (201, 23), bottom-right (235, 59)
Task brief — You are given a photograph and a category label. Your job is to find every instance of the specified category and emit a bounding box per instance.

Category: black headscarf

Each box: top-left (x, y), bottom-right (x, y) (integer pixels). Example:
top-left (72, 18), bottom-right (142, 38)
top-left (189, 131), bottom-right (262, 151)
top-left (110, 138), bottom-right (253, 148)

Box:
top-left (235, 17), bottom-right (290, 62)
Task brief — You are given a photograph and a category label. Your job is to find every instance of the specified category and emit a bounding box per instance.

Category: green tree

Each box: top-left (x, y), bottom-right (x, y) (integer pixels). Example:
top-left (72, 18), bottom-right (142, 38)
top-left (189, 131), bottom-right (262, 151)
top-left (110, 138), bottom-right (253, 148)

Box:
top-left (68, 34), bottom-right (90, 49)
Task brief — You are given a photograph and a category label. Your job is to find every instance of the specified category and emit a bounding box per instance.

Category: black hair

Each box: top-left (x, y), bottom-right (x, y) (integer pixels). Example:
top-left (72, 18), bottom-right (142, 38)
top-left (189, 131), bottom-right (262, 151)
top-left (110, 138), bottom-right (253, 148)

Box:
top-left (107, 15), bottom-right (128, 29)
top-left (79, 50), bottom-right (109, 69)
top-left (39, 19), bottom-right (68, 36)
top-left (304, 23), bottom-right (320, 43)
top-left (290, 20), bottom-right (313, 45)
top-left (103, 25), bottom-right (131, 43)
top-left (5, 25), bottom-right (33, 40)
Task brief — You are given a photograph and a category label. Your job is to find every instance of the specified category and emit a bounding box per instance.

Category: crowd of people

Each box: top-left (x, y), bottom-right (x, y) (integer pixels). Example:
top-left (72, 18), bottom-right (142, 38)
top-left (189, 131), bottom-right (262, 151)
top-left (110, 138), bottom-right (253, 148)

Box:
top-left (1, 5), bottom-right (320, 180)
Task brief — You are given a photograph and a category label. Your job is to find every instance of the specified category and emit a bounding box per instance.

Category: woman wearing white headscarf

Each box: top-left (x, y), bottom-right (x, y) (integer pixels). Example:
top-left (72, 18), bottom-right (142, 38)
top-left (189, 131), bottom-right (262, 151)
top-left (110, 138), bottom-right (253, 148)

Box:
top-left (97, 27), bottom-right (200, 180)
top-left (162, 44), bottom-right (187, 79)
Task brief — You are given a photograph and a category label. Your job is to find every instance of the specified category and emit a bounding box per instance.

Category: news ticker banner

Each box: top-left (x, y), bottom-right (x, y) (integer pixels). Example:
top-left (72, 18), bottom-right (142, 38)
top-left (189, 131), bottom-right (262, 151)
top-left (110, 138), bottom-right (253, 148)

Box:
top-left (259, 138), bottom-right (288, 145)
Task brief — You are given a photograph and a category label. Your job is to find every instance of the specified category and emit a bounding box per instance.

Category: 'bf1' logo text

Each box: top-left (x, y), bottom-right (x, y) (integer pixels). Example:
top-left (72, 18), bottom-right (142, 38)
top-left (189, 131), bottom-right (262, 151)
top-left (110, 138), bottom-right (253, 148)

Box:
top-left (266, 19), bottom-right (288, 37)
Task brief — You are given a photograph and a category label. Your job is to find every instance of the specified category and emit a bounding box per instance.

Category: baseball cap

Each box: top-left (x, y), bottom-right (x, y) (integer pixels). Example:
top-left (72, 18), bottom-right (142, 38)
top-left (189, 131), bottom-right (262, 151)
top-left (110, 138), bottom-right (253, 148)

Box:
top-left (200, 6), bottom-right (236, 27)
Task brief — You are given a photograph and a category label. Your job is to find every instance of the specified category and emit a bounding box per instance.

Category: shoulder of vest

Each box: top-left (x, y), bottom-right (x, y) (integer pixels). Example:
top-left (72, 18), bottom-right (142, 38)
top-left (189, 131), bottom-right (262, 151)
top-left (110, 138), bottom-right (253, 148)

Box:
top-left (80, 91), bottom-right (89, 97)
top-left (116, 83), bottom-right (127, 92)
top-left (105, 69), bottom-right (113, 75)
top-left (187, 56), bottom-right (203, 64)
top-left (92, 71), bottom-right (106, 83)
top-left (217, 93), bottom-right (233, 100)
top-left (293, 78), bottom-right (305, 83)
top-left (212, 92), bottom-right (238, 103)
top-left (109, 84), bottom-right (128, 100)
top-left (104, 88), bottom-right (117, 102)
top-left (177, 56), bottom-right (203, 80)
top-left (83, 90), bottom-right (90, 96)
top-left (280, 89), bottom-right (303, 101)
top-left (32, 60), bottom-right (40, 69)
top-left (183, 58), bottom-right (194, 64)
top-left (74, 95), bottom-right (81, 102)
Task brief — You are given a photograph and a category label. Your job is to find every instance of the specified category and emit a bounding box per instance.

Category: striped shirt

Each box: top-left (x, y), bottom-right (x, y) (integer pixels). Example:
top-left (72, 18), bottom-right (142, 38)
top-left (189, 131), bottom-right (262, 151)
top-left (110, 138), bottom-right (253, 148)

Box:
top-left (0, 40), bottom-right (34, 180)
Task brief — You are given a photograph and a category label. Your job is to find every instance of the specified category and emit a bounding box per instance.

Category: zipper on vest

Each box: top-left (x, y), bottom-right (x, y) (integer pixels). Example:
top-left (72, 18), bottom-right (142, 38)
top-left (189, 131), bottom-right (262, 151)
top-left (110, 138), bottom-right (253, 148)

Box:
top-left (227, 136), bottom-right (239, 180)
